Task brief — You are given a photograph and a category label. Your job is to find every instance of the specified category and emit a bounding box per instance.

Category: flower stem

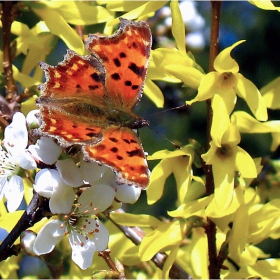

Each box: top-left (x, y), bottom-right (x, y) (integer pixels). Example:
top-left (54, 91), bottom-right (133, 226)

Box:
top-left (204, 1), bottom-right (222, 279)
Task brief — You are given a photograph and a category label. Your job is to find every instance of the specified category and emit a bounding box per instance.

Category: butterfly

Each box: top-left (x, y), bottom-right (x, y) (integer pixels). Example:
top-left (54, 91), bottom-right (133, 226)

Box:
top-left (35, 18), bottom-right (151, 189)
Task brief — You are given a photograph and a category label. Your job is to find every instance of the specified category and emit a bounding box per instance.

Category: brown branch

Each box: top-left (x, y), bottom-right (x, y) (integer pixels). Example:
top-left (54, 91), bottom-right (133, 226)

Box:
top-left (0, 193), bottom-right (50, 262)
top-left (204, 1), bottom-right (223, 279)
top-left (1, 1), bottom-right (18, 98)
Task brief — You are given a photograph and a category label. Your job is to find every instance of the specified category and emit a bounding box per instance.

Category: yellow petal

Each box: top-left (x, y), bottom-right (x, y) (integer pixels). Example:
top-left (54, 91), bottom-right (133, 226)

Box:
top-left (31, 7), bottom-right (84, 54)
top-left (148, 145), bottom-right (193, 160)
top-left (212, 158), bottom-right (235, 211)
top-left (228, 204), bottom-right (250, 263)
top-left (211, 91), bottom-right (235, 147)
top-left (170, 0), bottom-right (186, 53)
top-left (37, 1), bottom-right (114, 25)
top-left (214, 40), bottom-right (245, 73)
top-left (235, 147), bottom-right (257, 178)
top-left (110, 212), bottom-right (161, 227)
top-left (164, 65), bottom-right (204, 89)
top-left (151, 48), bottom-right (195, 82)
top-left (271, 132), bottom-right (280, 151)
top-left (168, 196), bottom-right (212, 218)
top-left (143, 79), bottom-right (164, 108)
top-left (233, 111), bottom-right (280, 133)
top-left (139, 220), bottom-right (184, 261)
top-left (187, 72), bottom-right (218, 105)
top-left (108, 1), bottom-right (168, 25)
top-left (248, 0), bottom-right (280, 11)
top-left (235, 73), bottom-right (268, 121)
top-left (260, 76), bottom-right (280, 109)
top-left (222, 120), bottom-right (241, 146)
top-left (146, 158), bottom-right (173, 205)
top-left (162, 245), bottom-right (180, 279)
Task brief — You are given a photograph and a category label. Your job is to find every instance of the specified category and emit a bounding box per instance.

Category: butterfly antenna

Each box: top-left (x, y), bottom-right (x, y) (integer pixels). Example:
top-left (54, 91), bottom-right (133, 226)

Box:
top-left (148, 104), bottom-right (188, 117)
top-left (148, 126), bottom-right (182, 150)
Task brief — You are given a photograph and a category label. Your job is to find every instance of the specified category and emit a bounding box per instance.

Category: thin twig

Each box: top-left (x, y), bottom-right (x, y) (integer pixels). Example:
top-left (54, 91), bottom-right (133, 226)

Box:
top-left (204, 1), bottom-right (223, 279)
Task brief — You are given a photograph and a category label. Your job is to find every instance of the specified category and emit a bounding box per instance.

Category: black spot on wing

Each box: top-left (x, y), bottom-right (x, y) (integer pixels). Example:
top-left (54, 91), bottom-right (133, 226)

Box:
top-left (88, 85), bottom-right (99, 90)
top-left (128, 63), bottom-right (144, 77)
top-left (117, 155), bottom-right (123, 160)
top-left (111, 73), bottom-right (121, 80)
top-left (119, 52), bottom-right (126, 58)
top-left (111, 147), bottom-right (118, 153)
top-left (109, 137), bottom-right (118, 143)
top-left (90, 72), bottom-right (102, 82)
top-left (113, 58), bottom-right (121, 67)
top-left (127, 149), bottom-right (143, 157)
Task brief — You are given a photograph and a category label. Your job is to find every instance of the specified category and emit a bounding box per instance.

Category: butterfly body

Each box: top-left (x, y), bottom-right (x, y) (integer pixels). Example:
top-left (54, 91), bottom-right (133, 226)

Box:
top-left (36, 18), bottom-right (151, 188)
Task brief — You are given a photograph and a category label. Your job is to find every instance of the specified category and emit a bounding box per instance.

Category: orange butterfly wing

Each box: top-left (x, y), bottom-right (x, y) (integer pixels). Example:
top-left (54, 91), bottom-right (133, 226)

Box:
top-left (86, 18), bottom-right (151, 109)
top-left (83, 127), bottom-right (149, 187)
top-left (36, 19), bottom-right (151, 189)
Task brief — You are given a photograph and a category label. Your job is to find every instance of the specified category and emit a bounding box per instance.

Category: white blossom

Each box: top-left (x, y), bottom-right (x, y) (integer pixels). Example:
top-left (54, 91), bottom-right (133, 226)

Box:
top-left (0, 112), bottom-right (36, 212)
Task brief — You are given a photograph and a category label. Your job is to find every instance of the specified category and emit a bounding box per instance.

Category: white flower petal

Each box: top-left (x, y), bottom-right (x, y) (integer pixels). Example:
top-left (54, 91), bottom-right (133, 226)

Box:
top-left (34, 169), bottom-right (60, 198)
top-left (56, 158), bottom-right (83, 187)
top-left (92, 222), bottom-right (109, 251)
top-left (26, 110), bottom-right (40, 128)
top-left (29, 137), bottom-right (62, 165)
top-left (21, 230), bottom-right (37, 255)
top-left (33, 220), bottom-right (65, 255)
top-left (79, 160), bottom-right (107, 184)
top-left (49, 183), bottom-right (75, 214)
top-left (5, 175), bottom-right (23, 212)
top-left (115, 184), bottom-right (141, 204)
top-left (78, 184), bottom-right (115, 213)
top-left (97, 168), bottom-right (116, 186)
top-left (70, 233), bottom-right (96, 270)
top-left (3, 112), bottom-right (28, 155)
top-left (17, 151), bottom-right (37, 170)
